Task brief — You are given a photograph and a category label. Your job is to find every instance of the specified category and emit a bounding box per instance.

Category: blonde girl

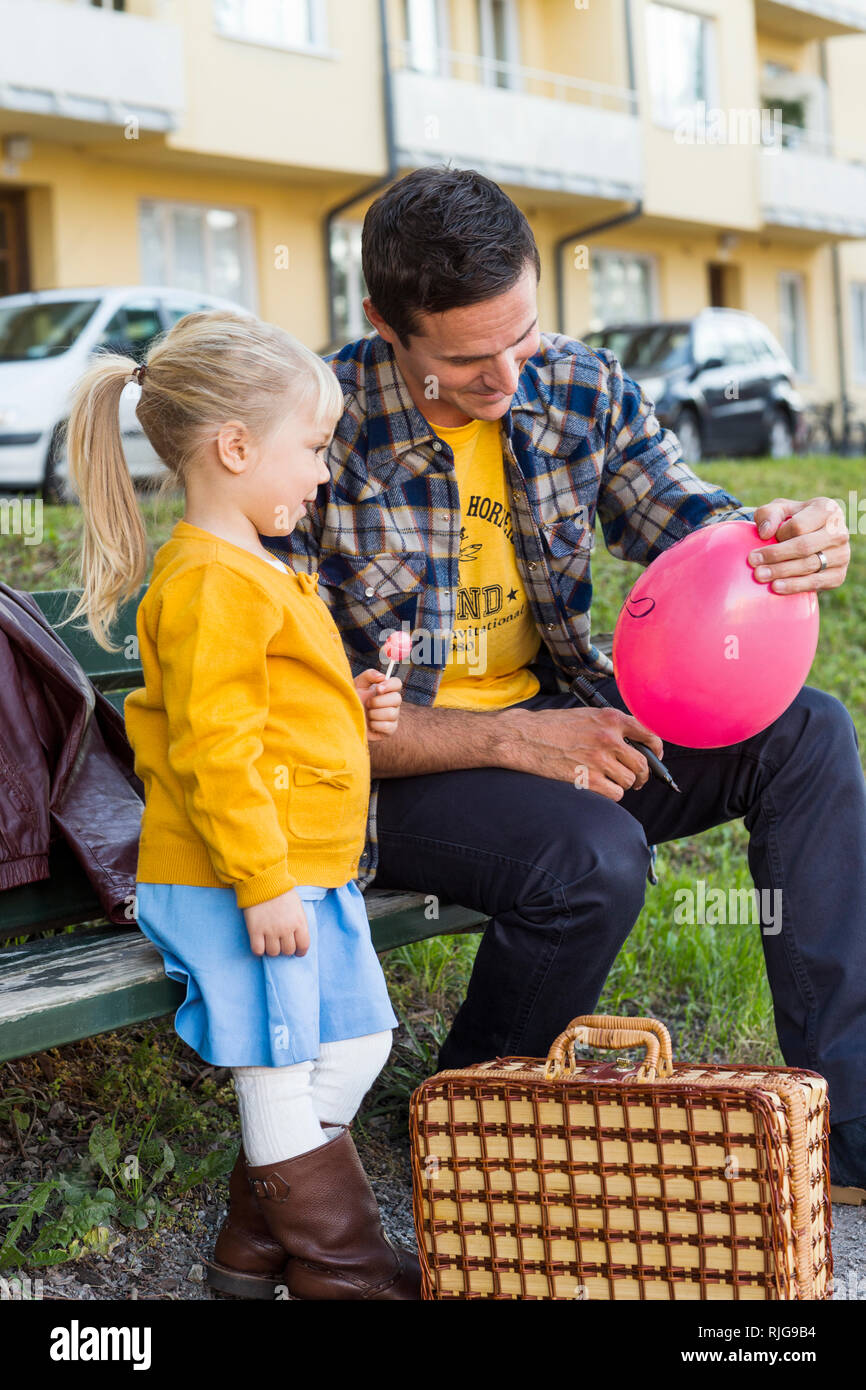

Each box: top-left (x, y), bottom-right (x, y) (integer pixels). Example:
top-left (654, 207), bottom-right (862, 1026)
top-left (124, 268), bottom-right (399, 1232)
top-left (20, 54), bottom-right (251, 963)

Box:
top-left (63, 309), bottom-right (419, 1301)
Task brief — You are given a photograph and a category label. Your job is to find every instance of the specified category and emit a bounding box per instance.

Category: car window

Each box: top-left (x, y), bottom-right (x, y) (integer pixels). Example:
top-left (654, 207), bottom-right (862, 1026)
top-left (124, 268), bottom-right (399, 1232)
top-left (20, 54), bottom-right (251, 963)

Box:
top-left (716, 320), bottom-right (757, 366)
top-left (162, 299), bottom-right (218, 326)
top-left (693, 319), bottom-right (727, 367)
top-left (0, 299), bottom-right (100, 361)
top-left (97, 299), bottom-right (163, 361)
top-left (753, 320), bottom-right (789, 364)
top-left (742, 322), bottom-right (773, 361)
top-left (584, 325), bottom-right (690, 372)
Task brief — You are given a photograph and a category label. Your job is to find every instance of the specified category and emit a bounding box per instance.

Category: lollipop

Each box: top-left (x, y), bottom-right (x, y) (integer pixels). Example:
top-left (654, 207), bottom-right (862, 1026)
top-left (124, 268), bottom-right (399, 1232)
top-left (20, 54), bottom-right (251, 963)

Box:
top-left (383, 630), bottom-right (412, 679)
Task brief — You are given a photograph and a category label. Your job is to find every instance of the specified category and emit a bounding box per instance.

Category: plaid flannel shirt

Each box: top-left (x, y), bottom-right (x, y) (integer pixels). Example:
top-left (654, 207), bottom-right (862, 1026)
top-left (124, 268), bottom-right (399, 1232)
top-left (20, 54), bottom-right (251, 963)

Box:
top-left (261, 329), bottom-right (755, 890)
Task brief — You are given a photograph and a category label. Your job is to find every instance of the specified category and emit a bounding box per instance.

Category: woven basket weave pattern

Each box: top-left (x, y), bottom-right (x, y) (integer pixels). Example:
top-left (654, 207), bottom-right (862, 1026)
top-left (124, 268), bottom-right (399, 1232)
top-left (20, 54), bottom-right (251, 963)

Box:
top-left (410, 1054), bottom-right (832, 1301)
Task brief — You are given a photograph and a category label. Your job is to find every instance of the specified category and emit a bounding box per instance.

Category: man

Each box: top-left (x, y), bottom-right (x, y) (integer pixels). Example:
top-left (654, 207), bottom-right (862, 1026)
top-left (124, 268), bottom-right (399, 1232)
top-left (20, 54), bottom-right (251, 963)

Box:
top-left (264, 165), bottom-right (865, 1201)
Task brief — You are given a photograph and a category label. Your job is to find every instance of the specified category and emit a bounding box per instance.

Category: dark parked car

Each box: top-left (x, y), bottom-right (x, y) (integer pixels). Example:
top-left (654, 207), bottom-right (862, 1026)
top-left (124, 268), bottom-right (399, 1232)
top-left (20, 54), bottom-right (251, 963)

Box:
top-left (583, 308), bottom-right (805, 462)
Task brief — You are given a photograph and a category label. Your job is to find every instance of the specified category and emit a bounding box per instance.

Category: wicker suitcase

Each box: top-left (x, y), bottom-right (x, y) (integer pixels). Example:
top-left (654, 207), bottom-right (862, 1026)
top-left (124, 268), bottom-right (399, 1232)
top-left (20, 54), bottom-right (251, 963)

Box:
top-left (409, 1014), bottom-right (832, 1300)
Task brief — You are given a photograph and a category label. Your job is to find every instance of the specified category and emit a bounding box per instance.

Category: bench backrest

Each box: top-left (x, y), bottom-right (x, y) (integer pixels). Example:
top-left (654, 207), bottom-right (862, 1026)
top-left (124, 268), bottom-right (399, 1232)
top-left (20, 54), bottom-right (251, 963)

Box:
top-left (33, 585), bottom-right (146, 711)
top-left (0, 589), bottom-right (146, 939)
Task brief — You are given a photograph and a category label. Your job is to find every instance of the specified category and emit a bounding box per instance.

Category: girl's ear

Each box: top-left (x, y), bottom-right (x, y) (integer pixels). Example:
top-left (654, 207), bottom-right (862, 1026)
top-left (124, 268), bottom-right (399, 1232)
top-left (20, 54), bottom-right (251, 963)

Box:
top-left (216, 420), bottom-right (252, 474)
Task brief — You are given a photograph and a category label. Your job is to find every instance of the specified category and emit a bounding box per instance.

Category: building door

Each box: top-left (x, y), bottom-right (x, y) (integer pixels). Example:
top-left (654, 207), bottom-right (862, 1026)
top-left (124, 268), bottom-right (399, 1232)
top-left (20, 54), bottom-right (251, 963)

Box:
top-left (0, 192), bottom-right (30, 296)
top-left (707, 261), bottom-right (742, 309)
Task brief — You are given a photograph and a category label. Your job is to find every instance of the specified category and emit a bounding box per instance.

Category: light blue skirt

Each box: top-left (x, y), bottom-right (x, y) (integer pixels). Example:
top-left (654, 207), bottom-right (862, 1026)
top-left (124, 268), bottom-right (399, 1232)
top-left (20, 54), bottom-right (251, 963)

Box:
top-left (134, 879), bottom-right (399, 1067)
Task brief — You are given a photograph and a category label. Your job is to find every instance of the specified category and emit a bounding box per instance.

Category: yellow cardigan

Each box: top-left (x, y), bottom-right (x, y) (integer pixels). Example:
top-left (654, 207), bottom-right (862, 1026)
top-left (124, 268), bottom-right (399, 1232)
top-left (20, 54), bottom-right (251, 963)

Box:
top-left (124, 521), bottom-right (370, 908)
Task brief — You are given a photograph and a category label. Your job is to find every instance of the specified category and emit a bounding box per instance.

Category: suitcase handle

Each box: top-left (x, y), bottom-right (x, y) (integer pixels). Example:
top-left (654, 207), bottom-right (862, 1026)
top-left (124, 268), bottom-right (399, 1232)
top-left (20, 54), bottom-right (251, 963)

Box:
top-left (544, 1014), bottom-right (674, 1081)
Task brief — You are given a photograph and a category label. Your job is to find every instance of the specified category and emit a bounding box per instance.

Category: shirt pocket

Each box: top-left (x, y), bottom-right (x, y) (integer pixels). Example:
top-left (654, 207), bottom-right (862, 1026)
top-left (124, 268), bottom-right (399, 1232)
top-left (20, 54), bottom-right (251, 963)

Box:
top-left (286, 762), bottom-right (358, 841)
top-left (538, 515), bottom-right (595, 609)
top-left (316, 550), bottom-right (427, 658)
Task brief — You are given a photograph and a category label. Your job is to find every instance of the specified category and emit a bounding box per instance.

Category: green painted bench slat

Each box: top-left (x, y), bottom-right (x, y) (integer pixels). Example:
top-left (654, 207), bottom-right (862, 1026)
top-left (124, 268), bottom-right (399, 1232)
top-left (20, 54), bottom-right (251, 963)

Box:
top-left (0, 893), bottom-right (488, 1064)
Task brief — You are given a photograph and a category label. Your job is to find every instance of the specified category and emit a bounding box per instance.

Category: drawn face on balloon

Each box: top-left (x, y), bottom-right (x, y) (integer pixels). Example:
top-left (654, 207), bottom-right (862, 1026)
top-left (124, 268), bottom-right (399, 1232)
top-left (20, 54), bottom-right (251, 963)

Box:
top-left (624, 596), bottom-right (656, 620)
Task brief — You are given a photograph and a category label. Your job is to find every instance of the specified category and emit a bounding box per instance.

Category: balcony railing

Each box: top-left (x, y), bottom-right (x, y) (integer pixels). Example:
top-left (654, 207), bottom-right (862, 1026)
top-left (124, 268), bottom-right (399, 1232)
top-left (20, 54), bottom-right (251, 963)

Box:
top-left (0, 0), bottom-right (184, 133)
top-left (760, 126), bottom-right (866, 236)
top-left (389, 42), bottom-right (642, 200)
top-left (754, 0), bottom-right (866, 40)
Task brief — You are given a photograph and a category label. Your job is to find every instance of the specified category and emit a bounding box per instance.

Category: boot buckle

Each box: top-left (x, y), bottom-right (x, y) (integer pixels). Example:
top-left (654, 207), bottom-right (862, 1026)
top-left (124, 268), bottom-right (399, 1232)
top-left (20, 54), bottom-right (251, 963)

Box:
top-left (250, 1174), bottom-right (291, 1202)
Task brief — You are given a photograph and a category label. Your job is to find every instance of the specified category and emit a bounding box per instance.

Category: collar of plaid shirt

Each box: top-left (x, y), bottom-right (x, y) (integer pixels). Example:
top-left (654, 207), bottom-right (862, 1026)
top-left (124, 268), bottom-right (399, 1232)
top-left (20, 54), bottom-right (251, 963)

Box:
top-left (262, 328), bottom-right (754, 887)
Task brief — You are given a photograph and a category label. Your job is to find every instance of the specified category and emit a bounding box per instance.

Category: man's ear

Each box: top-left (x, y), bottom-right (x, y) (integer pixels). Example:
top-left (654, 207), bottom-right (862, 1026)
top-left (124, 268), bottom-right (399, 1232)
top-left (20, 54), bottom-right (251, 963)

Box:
top-left (362, 296), bottom-right (387, 337)
top-left (362, 297), bottom-right (413, 353)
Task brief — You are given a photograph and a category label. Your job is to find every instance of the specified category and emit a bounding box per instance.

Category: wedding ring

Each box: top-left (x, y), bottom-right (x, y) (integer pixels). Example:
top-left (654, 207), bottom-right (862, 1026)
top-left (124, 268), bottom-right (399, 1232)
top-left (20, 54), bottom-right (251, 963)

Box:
top-left (816, 550), bottom-right (828, 573)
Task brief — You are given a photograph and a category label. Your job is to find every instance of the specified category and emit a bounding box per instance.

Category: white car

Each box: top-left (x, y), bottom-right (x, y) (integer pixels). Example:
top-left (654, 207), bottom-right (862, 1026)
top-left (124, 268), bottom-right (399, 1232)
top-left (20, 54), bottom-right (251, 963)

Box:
top-left (0, 285), bottom-right (249, 498)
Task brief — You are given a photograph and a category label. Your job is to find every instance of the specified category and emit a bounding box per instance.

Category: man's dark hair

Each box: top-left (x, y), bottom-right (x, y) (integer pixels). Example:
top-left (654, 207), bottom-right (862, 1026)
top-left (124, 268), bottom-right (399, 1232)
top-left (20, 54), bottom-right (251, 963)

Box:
top-left (361, 165), bottom-right (541, 348)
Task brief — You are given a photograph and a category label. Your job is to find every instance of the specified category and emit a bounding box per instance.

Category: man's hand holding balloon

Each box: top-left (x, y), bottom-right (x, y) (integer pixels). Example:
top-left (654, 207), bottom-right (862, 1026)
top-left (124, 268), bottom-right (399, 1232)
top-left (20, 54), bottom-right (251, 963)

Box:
top-left (748, 497), bottom-right (851, 594)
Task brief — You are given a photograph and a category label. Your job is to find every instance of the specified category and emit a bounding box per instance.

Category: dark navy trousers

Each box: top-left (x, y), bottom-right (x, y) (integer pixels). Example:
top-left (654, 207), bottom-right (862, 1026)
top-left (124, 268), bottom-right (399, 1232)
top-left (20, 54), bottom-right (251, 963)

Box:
top-left (372, 676), bottom-right (866, 1123)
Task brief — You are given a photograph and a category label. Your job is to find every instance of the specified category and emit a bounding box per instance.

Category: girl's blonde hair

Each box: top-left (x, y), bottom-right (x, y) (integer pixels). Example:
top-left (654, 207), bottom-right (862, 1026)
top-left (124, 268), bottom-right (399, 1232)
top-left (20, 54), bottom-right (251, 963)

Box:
top-left (63, 308), bottom-right (343, 650)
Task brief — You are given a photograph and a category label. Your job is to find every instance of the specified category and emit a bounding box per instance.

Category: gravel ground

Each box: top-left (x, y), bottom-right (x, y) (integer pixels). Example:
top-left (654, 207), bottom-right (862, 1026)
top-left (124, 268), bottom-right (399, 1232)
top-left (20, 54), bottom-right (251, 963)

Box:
top-left (7, 1129), bottom-right (862, 1303)
top-left (7, 1120), bottom-right (416, 1303)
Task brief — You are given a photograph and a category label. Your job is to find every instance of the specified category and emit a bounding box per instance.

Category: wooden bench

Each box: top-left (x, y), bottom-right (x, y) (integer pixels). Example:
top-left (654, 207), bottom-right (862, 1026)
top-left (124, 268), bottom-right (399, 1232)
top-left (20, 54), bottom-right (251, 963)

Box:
top-left (0, 588), bottom-right (489, 1065)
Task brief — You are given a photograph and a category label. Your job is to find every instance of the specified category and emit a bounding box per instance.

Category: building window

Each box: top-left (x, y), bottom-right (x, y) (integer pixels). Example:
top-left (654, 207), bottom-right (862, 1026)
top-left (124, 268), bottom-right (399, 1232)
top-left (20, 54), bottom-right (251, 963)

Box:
top-left (140, 201), bottom-right (256, 310)
top-left (477, 0), bottom-right (520, 90)
top-left (589, 251), bottom-right (658, 332)
top-left (778, 272), bottom-right (809, 377)
top-left (403, 0), bottom-right (449, 75)
top-left (852, 283), bottom-right (866, 384)
top-left (330, 221), bottom-right (368, 344)
top-left (213, 0), bottom-right (326, 52)
top-left (645, 3), bottom-right (717, 128)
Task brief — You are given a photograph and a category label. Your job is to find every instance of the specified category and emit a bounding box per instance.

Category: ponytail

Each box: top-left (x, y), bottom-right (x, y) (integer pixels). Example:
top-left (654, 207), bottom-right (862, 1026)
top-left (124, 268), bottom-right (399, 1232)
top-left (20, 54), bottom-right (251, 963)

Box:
top-left (61, 352), bottom-right (149, 652)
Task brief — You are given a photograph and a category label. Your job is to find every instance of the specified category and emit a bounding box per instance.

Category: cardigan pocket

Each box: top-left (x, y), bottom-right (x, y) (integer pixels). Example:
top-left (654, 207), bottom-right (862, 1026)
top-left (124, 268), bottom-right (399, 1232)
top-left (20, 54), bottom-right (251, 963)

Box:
top-left (286, 762), bottom-right (357, 841)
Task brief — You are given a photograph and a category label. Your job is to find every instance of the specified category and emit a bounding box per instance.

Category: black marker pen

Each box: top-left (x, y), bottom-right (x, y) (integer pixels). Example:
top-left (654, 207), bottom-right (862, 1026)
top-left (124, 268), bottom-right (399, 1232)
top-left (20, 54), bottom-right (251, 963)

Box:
top-left (569, 673), bottom-right (681, 793)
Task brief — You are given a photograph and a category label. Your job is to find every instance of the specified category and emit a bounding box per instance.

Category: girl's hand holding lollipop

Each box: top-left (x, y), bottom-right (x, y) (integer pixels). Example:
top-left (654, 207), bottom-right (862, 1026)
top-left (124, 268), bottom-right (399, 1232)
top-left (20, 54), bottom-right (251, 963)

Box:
top-left (353, 631), bottom-right (411, 741)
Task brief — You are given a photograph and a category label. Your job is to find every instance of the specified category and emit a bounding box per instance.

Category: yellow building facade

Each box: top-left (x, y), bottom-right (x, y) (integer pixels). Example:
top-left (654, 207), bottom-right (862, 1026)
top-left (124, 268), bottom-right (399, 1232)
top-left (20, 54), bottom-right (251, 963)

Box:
top-left (1, 0), bottom-right (865, 423)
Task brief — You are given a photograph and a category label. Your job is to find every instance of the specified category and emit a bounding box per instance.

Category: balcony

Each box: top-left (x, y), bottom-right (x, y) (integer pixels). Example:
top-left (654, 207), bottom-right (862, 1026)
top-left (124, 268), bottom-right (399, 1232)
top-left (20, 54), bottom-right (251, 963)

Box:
top-left (754, 0), bottom-right (866, 39)
top-left (760, 127), bottom-right (866, 237)
top-left (390, 43), bottom-right (642, 202)
top-left (0, 0), bottom-right (184, 138)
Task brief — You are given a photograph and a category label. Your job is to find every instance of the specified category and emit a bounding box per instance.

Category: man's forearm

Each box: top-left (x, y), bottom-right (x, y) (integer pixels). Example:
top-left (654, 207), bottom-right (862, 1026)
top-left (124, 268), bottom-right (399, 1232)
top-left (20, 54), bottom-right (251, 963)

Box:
top-left (369, 700), bottom-right (524, 778)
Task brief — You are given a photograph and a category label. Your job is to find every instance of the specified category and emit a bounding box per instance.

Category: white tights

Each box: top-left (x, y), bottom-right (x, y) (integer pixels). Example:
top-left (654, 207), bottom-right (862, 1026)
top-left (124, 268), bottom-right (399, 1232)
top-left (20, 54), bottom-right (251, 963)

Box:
top-left (231, 1029), bottom-right (393, 1165)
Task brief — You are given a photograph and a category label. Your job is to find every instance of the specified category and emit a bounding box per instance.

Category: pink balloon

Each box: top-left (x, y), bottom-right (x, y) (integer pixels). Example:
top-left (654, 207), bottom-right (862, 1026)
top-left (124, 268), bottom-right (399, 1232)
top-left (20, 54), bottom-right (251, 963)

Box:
top-left (612, 520), bottom-right (819, 748)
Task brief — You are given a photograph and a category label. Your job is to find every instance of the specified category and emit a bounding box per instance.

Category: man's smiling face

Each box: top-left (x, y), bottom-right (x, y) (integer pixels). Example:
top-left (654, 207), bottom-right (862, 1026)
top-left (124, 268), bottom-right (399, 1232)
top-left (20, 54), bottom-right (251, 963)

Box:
top-left (363, 260), bottom-right (541, 428)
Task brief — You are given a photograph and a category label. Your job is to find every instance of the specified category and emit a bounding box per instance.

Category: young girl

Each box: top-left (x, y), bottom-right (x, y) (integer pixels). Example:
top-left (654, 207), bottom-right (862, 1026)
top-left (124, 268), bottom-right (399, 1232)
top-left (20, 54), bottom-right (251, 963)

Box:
top-left (64, 308), bottom-right (419, 1301)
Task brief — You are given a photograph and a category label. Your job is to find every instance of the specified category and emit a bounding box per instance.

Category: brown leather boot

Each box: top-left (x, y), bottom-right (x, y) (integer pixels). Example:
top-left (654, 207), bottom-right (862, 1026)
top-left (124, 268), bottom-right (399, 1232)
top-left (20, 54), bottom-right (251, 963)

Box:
top-left (245, 1124), bottom-right (422, 1300)
top-left (204, 1146), bottom-right (287, 1299)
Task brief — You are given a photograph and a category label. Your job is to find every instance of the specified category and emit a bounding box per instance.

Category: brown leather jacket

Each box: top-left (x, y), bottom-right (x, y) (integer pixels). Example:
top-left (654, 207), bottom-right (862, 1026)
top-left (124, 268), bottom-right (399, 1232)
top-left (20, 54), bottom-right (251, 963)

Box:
top-left (0, 582), bottom-right (143, 923)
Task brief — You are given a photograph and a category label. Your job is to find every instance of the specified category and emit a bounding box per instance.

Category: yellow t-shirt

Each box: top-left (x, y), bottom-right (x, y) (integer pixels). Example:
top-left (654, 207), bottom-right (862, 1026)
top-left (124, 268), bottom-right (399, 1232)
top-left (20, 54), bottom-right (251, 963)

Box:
top-left (432, 416), bottom-right (541, 710)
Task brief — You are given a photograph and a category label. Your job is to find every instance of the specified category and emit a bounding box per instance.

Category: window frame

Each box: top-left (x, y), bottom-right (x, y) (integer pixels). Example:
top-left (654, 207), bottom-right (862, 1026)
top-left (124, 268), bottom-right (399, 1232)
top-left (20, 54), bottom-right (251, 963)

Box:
top-left (851, 281), bottom-right (866, 385)
top-left (212, 0), bottom-right (333, 59)
top-left (139, 198), bottom-right (258, 314)
top-left (476, 0), bottom-right (522, 92)
top-left (588, 248), bottom-right (661, 334)
top-left (645, 1), bottom-right (719, 132)
top-left (777, 271), bottom-right (810, 381)
top-left (329, 218), bottom-right (368, 344)
top-left (403, 0), bottom-right (451, 78)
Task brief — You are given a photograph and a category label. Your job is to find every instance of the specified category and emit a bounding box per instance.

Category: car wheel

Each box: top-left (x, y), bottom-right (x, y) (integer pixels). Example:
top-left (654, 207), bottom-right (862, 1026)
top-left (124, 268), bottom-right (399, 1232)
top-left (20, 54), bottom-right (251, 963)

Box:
top-left (767, 408), bottom-right (793, 459)
top-left (673, 409), bottom-right (702, 463)
top-left (41, 422), bottom-right (68, 504)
